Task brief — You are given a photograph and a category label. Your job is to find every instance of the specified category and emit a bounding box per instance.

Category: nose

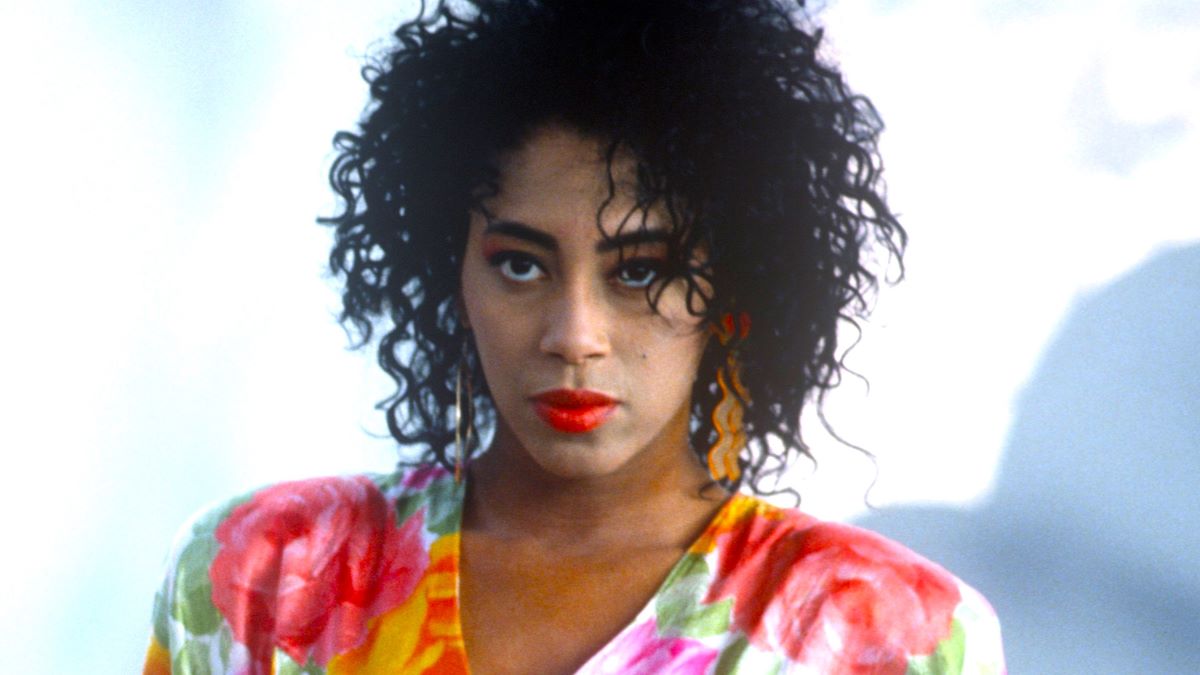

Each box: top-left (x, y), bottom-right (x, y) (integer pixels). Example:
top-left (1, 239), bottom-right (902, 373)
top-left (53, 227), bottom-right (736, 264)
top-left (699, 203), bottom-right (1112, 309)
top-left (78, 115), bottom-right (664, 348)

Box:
top-left (539, 279), bottom-right (611, 365)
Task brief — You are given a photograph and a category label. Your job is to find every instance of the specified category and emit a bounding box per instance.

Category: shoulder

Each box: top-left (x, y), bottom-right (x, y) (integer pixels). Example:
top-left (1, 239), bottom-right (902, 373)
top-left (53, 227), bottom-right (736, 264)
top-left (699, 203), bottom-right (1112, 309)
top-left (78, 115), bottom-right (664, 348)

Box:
top-left (170, 465), bottom-right (456, 555)
top-left (169, 467), bottom-right (446, 565)
top-left (699, 494), bottom-right (1006, 674)
top-left (150, 465), bottom-right (459, 672)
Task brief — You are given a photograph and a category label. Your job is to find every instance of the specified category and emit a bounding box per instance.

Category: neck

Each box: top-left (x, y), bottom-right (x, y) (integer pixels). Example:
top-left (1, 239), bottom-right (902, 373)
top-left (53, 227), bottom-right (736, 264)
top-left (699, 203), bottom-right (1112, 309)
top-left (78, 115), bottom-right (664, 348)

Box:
top-left (463, 416), bottom-right (725, 552)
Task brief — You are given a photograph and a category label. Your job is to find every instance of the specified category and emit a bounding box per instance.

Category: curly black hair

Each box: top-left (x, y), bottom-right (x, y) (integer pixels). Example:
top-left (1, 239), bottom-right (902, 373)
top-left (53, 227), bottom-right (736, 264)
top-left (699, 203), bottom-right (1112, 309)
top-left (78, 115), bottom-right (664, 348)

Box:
top-left (321, 0), bottom-right (905, 497)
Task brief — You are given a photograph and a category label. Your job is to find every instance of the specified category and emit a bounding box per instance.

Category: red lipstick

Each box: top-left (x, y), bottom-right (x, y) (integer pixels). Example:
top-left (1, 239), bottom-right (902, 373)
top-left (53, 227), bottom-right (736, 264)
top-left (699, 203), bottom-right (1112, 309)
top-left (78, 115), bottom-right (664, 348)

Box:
top-left (532, 389), bottom-right (618, 433)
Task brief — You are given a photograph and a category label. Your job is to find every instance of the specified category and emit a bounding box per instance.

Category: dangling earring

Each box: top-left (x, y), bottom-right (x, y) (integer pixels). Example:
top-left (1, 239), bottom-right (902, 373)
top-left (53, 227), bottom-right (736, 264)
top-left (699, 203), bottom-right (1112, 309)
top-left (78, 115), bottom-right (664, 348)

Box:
top-left (454, 339), bottom-right (475, 483)
top-left (708, 312), bottom-right (751, 483)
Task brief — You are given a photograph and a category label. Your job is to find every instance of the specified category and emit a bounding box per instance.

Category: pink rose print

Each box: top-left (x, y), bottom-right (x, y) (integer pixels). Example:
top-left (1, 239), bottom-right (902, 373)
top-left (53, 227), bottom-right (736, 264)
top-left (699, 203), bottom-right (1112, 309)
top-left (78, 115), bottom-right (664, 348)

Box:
top-left (706, 514), bottom-right (960, 675)
top-left (210, 476), bottom-right (427, 673)
top-left (578, 618), bottom-right (719, 675)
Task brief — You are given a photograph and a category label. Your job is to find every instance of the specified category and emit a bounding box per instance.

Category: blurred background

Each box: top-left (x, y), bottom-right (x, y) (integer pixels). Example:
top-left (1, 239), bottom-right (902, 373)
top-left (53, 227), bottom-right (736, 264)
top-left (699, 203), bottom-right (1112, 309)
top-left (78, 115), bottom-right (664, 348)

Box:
top-left (0, 0), bottom-right (1195, 672)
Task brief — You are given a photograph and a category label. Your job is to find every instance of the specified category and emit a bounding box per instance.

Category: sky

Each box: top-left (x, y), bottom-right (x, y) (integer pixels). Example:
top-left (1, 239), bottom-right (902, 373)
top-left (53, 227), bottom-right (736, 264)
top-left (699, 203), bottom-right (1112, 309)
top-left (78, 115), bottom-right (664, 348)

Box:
top-left (0, 0), bottom-right (1195, 672)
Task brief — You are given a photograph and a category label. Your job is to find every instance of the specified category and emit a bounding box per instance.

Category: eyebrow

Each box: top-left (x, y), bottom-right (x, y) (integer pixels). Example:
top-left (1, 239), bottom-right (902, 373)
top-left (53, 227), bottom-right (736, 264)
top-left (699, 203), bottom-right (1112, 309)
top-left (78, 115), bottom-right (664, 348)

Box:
top-left (483, 220), bottom-right (670, 253)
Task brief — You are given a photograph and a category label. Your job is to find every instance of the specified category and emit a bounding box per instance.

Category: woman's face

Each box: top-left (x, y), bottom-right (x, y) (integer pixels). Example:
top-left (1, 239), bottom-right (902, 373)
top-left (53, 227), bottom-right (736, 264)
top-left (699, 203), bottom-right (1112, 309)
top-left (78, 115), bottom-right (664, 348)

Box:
top-left (460, 124), bottom-right (707, 480)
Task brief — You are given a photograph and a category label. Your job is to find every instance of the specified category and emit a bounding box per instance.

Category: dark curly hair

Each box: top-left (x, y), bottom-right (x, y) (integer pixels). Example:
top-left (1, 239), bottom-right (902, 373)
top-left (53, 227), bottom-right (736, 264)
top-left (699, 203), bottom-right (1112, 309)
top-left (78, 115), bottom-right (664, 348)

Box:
top-left (321, 0), bottom-right (905, 497)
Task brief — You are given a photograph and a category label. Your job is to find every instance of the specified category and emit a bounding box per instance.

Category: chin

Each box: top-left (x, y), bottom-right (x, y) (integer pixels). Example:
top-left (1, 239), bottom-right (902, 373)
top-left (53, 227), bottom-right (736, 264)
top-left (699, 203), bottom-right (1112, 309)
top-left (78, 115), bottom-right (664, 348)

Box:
top-left (523, 437), bottom-right (635, 481)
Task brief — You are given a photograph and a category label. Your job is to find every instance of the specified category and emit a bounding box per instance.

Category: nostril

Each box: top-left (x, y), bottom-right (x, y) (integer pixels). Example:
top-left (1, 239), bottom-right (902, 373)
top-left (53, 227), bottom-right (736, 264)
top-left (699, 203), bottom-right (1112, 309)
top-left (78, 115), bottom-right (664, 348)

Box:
top-left (539, 302), bottom-right (610, 363)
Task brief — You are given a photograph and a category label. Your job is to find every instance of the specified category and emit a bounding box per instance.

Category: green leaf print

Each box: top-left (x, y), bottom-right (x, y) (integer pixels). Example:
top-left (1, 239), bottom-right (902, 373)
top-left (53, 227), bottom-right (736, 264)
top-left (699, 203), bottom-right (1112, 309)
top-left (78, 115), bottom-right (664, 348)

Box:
top-left (191, 494), bottom-right (251, 538)
top-left (906, 618), bottom-right (966, 675)
top-left (423, 475), bottom-right (464, 536)
top-left (712, 635), bottom-right (751, 675)
top-left (218, 622), bottom-right (234, 669)
top-left (276, 651), bottom-right (324, 675)
top-left (393, 473), bottom-right (463, 534)
top-left (152, 588), bottom-right (171, 649)
top-left (655, 553), bottom-right (733, 638)
top-left (172, 534), bottom-right (222, 635)
top-left (393, 492), bottom-right (424, 525)
top-left (173, 639), bottom-right (216, 675)
top-left (374, 470), bottom-right (404, 495)
top-left (710, 634), bottom-right (783, 675)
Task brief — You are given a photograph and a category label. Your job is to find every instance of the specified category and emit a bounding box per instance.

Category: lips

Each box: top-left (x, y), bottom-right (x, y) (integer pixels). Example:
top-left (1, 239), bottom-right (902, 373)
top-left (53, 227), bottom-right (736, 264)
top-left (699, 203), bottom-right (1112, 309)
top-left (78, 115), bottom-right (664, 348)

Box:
top-left (531, 389), bottom-right (618, 433)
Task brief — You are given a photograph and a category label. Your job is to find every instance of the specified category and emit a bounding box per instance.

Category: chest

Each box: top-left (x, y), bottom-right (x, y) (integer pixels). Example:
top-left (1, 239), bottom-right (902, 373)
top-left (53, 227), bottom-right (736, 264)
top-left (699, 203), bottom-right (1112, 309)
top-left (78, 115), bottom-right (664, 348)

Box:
top-left (458, 533), bottom-right (685, 675)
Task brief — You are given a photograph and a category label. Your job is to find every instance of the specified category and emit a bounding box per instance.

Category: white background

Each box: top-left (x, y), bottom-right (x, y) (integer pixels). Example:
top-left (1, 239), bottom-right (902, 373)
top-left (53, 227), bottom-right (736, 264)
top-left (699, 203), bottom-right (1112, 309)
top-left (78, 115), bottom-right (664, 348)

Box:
top-left (0, 0), bottom-right (1196, 672)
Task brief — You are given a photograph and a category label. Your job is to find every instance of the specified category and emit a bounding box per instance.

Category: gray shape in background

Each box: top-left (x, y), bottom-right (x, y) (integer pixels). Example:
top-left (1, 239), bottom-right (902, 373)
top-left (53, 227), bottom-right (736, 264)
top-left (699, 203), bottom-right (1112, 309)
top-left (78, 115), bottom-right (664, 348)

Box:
top-left (855, 243), bottom-right (1200, 674)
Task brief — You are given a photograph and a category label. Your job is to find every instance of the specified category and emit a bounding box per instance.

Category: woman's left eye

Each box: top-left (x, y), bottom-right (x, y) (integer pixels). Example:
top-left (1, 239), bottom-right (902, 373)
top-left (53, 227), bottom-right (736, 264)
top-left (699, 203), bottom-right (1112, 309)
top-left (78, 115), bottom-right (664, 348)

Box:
top-left (614, 259), bottom-right (662, 289)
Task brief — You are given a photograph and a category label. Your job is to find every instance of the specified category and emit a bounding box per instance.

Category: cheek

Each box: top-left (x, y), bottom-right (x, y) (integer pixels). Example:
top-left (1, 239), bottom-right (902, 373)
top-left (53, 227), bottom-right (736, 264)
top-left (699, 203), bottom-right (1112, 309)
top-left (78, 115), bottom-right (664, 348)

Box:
top-left (461, 256), bottom-right (503, 334)
top-left (469, 305), bottom-right (525, 373)
top-left (679, 337), bottom-right (708, 386)
top-left (461, 266), bottom-right (513, 382)
top-left (631, 284), bottom-right (707, 380)
top-left (637, 329), bottom-right (706, 394)
top-left (655, 274), bottom-right (708, 325)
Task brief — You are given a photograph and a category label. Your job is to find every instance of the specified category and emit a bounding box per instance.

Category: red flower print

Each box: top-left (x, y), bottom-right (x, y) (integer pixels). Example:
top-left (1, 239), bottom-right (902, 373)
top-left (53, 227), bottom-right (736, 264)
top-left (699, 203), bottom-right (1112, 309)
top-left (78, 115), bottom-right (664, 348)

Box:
top-left (705, 510), bottom-right (960, 675)
top-left (210, 476), bottom-right (427, 673)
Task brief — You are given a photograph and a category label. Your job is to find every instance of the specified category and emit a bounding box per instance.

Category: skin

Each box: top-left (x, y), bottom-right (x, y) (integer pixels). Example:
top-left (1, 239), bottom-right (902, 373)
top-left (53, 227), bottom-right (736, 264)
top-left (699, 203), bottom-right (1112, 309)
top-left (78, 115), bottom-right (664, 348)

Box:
top-left (458, 124), bottom-right (728, 675)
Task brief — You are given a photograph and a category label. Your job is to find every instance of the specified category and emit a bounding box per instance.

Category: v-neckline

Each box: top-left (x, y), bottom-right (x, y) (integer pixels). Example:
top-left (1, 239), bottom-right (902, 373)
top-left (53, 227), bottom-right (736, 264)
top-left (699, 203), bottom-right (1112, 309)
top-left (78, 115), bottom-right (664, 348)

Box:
top-left (443, 471), bottom-right (742, 674)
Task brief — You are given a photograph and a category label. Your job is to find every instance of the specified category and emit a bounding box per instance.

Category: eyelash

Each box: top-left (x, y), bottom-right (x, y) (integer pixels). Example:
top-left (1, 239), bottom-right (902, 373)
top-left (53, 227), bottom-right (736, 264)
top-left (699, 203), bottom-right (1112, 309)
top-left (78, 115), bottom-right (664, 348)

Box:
top-left (488, 251), bottom-right (546, 282)
top-left (613, 258), bottom-right (663, 289)
top-left (485, 251), bottom-right (664, 289)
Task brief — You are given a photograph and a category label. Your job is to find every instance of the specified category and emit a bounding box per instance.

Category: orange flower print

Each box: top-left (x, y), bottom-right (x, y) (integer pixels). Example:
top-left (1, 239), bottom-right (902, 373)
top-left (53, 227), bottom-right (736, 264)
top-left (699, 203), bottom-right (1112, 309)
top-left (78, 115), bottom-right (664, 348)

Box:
top-left (689, 494), bottom-right (795, 556)
top-left (328, 533), bottom-right (469, 674)
top-left (142, 637), bottom-right (170, 675)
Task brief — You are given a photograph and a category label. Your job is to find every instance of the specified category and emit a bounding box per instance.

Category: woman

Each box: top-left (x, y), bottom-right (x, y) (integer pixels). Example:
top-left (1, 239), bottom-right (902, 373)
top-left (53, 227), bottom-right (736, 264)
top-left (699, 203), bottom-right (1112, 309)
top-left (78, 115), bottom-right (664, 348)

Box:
top-left (144, 1), bottom-right (1005, 673)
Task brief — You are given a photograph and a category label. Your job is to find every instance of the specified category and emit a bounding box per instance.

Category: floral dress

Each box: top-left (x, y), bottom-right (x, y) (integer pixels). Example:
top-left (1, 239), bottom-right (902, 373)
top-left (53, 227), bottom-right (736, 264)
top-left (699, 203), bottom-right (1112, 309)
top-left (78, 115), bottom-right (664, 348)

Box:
top-left (143, 465), bottom-right (1005, 674)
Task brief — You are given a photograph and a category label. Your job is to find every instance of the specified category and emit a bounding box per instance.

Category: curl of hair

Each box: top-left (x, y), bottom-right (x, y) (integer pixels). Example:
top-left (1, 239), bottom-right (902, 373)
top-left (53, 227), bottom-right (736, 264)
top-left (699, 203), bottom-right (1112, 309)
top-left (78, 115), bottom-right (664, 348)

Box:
top-left (321, 0), bottom-right (906, 498)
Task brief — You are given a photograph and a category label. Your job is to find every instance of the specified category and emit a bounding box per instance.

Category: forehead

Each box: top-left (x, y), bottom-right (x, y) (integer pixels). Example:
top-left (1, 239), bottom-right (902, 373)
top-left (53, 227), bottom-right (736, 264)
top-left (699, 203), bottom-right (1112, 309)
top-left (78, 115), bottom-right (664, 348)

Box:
top-left (483, 125), bottom-right (663, 238)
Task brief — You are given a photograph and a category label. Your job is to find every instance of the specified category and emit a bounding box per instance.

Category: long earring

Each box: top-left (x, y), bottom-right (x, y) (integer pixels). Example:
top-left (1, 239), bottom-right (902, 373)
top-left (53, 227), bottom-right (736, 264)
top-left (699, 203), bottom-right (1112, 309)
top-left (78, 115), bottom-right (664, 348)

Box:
top-left (708, 312), bottom-right (750, 483)
top-left (454, 339), bottom-right (475, 483)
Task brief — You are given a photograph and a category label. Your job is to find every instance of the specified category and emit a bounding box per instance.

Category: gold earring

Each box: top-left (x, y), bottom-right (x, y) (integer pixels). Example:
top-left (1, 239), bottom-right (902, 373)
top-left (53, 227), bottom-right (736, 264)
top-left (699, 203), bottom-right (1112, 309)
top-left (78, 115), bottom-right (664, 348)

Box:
top-left (708, 312), bottom-right (750, 483)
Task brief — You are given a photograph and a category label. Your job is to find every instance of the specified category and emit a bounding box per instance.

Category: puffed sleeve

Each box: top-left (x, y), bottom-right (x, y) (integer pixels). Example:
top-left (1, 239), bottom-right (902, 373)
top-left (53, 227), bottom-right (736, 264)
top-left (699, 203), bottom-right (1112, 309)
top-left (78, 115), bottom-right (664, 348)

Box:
top-left (141, 497), bottom-right (244, 675)
top-left (906, 579), bottom-right (1006, 675)
top-left (142, 570), bottom-right (173, 675)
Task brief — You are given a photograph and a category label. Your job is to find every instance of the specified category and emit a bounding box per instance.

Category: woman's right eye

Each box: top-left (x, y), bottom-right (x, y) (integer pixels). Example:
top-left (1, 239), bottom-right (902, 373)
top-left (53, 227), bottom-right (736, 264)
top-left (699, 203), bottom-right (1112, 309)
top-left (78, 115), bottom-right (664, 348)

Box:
top-left (491, 252), bottom-right (546, 282)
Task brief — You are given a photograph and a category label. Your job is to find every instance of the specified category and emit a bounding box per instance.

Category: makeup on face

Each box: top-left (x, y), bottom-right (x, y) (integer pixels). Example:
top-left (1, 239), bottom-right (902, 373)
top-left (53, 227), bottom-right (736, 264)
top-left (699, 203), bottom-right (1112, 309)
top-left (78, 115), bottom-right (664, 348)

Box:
top-left (530, 389), bottom-right (619, 433)
top-left (480, 219), bottom-right (672, 291)
top-left (458, 125), bottom-right (708, 478)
